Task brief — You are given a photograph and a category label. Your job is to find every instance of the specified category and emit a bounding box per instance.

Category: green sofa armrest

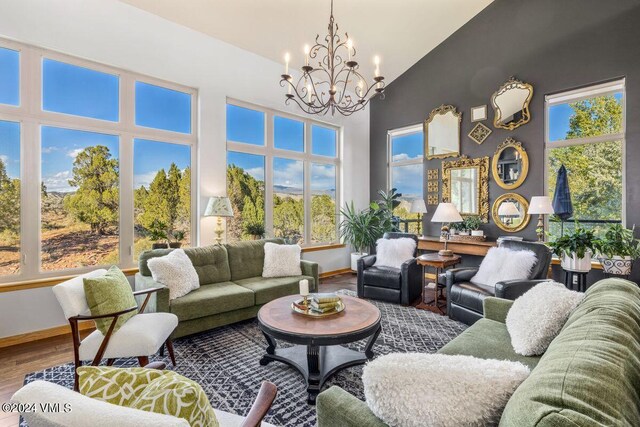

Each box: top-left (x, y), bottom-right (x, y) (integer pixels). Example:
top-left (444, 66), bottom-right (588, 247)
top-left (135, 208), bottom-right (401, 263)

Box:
top-left (317, 386), bottom-right (388, 427)
top-left (300, 260), bottom-right (319, 292)
top-left (483, 297), bottom-right (514, 323)
top-left (134, 273), bottom-right (170, 313)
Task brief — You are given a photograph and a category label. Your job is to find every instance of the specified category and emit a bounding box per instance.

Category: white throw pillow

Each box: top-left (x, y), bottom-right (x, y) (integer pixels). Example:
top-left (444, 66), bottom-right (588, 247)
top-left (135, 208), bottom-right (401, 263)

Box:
top-left (262, 242), bottom-right (302, 278)
top-left (506, 281), bottom-right (584, 356)
top-left (147, 249), bottom-right (199, 301)
top-left (363, 353), bottom-right (530, 427)
top-left (471, 246), bottom-right (537, 287)
top-left (373, 237), bottom-right (416, 269)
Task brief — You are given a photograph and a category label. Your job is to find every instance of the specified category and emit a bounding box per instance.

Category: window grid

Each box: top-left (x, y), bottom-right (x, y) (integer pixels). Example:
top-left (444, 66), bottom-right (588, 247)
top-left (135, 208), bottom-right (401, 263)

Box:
top-left (0, 38), bottom-right (198, 284)
top-left (226, 98), bottom-right (341, 246)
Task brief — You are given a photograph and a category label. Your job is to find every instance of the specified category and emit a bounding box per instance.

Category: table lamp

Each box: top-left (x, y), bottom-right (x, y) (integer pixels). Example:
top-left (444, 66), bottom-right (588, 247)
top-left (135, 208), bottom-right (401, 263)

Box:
top-left (498, 201), bottom-right (520, 227)
top-left (204, 196), bottom-right (234, 244)
top-left (528, 196), bottom-right (554, 242)
top-left (410, 199), bottom-right (428, 236)
top-left (431, 202), bottom-right (463, 257)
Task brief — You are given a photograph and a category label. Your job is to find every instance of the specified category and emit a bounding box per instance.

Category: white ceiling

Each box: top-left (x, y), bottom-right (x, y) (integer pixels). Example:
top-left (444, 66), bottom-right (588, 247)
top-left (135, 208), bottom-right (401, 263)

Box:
top-left (119, 0), bottom-right (493, 84)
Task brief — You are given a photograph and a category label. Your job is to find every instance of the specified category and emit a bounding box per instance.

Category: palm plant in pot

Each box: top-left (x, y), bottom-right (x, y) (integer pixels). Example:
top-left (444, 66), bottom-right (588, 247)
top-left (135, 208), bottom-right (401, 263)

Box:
top-left (593, 224), bottom-right (640, 276)
top-left (339, 202), bottom-right (385, 271)
top-left (548, 223), bottom-right (597, 272)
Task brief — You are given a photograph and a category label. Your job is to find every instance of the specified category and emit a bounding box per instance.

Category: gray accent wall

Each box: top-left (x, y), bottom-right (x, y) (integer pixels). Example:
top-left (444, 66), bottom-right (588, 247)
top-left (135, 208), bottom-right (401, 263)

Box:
top-left (369, 0), bottom-right (640, 283)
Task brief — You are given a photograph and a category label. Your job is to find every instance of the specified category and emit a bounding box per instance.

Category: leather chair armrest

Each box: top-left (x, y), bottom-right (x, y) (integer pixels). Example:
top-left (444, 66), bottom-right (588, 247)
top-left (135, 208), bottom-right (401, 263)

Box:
top-left (356, 255), bottom-right (376, 298)
top-left (400, 258), bottom-right (422, 305)
top-left (301, 260), bottom-right (319, 292)
top-left (445, 267), bottom-right (479, 286)
top-left (483, 297), bottom-right (514, 323)
top-left (494, 279), bottom-right (549, 300)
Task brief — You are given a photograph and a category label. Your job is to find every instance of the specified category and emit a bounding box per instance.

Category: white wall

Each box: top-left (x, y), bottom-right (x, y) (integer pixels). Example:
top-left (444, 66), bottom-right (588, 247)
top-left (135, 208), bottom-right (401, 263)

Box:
top-left (0, 0), bottom-right (369, 338)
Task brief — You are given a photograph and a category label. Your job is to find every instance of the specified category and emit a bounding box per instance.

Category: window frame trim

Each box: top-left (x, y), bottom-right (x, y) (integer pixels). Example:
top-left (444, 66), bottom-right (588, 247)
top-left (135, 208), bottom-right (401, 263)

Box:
top-left (387, 124), bottom-right (424, 192)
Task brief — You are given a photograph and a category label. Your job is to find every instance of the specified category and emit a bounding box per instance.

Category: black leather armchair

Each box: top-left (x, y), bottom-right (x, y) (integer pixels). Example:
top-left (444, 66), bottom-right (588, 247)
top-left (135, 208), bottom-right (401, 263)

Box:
top-left (446, 240), bottom-right (553, 325)
top-left (357, 232), bottom-right (422, 305)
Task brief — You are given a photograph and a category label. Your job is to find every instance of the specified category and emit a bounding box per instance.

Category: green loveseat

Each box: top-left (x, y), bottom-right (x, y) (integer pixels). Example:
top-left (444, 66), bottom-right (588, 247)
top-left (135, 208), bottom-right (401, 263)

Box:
top-left (135, 238), bottom-right (318, 339)
top-left (317, 278), bottom-right (640, 426)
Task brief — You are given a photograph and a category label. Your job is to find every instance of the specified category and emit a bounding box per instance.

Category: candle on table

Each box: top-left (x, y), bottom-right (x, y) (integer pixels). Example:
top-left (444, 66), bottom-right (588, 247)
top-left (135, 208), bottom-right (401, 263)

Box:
top-left (299, 279), bottom-right (309, 296)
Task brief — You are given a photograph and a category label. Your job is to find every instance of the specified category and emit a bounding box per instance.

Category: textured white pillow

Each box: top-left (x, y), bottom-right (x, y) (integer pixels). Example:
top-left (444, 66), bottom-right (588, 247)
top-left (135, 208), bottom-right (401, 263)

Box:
top-left (363, 353), bottom-right (530, 427)
top-left (471, 247), bottom-right (537, 287)
top-left (506, 281), bottom-right (584, 356)
top-left (262, 242), bottom-right (302, 278)
top-left (374, 237), bottom-right (416, 269)
top-left (147, 249), bottom-right (199, 301)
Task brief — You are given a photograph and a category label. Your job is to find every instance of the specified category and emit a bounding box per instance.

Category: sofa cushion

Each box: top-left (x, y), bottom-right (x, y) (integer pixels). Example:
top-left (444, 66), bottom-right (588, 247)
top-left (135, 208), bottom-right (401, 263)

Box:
top-left (139, 249), bottom-right (173, 277)
top-left (438, 318), bottom-right (541, 370)
top-left (471, 246), bottom-right (537, 287)
top-left (362, 266), bottom-right (401, 290)
top-left (147, 249), bottom-right (200, 300)
top-left (224, 238), bottom-right (284, 281)
top-left (448, 281), bottom-right (495, 313)
top-left (169, 282), bottom-right (254, 322)
top-left (234, 275), bottom-right (314, 305)
top-left (500, 278), bottom-right (640, 426)
top-left (184, 245), bottom-right (231, 285)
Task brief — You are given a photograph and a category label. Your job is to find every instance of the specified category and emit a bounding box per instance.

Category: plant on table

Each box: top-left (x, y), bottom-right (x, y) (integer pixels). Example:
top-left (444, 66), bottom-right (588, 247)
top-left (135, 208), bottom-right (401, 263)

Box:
top-left (548, 222), bottom-right (597, 272)
top-left (244, 222), bottom-right (265, 240)
top-left (149, 220), bottom-right (169, 249)
top-left (593, 224), bottom-right (640, 275)
top-left (463, 216), bottom-right (483, 233)
top-left (169, 230), bottom-right (186, 248)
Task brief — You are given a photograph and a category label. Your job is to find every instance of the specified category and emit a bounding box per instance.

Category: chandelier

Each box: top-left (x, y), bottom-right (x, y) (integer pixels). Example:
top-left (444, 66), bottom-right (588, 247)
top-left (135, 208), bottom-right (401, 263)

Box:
top-left (280, 0), bottom-right (385, 116)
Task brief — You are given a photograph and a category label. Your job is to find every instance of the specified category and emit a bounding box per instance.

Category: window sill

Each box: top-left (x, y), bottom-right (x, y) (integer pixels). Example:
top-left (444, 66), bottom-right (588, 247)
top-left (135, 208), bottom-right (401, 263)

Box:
top-left (550, 257), bottom-right (603, 270)
top-left (301, 243), bottom-right (346, 253)
top-left (0, 267), bottom-right (140, 293)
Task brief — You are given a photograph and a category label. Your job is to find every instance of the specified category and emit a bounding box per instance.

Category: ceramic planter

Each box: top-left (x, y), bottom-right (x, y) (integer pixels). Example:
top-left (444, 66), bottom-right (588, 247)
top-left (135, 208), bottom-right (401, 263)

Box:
top-left (598, 255), bottom-right (633, 276)
top-left (351, 252), bottom-right (367, 271)
top-left (561, 252), bottom-right (592, 272)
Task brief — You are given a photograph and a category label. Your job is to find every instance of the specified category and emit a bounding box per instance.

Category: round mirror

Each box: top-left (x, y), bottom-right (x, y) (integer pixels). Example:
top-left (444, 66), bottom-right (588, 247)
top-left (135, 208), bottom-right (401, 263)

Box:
top-left (492, 137), bottom-right (528, 190)
top-left (492, 193), bottom-right (530, 232)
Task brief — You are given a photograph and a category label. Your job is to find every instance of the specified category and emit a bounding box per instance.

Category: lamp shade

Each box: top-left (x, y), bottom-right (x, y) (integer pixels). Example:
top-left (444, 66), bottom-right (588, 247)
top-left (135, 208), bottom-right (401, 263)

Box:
top-left (528, 196), bottom-right (554, 215)
top-left (431, 203), bottom-right (463, 223)
top-left (498, 201), bottom-right (520, 217)
top-left (204, 196), bottom-right (234, 217)
top-left (410, 199), bottom-right (427, 214)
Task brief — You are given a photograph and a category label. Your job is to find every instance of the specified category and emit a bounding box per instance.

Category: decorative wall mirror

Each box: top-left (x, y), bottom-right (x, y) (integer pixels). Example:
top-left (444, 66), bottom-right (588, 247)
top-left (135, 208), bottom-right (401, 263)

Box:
top-left (491, 77), bottom-right (533, 130)
top-left (492, 137), bottom-right (529, 189)
top-left (492, 193), bottom-right (530, 232)
top-left (425, 105), bottom-right (461, 159)
top-left (442, 156), bottom-right (489, 222)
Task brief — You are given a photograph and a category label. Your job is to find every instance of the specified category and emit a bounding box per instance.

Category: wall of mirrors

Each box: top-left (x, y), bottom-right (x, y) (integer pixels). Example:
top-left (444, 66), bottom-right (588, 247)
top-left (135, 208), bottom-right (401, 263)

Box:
top-left (425, 104), bottom-right (461, 159)
top-left (492, 193), bottom-right (530, 232)
top-left (491, 77), bottom-right (533, 130)
top-left (492, 137), bottom-right (528, 190)
top-left (442, 156), bottom-right (489, 222)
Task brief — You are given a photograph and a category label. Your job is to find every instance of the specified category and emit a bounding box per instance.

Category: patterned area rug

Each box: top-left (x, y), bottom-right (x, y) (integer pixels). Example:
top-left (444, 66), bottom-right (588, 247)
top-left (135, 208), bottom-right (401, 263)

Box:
top-left (23, 290), bottom-right (467, 427)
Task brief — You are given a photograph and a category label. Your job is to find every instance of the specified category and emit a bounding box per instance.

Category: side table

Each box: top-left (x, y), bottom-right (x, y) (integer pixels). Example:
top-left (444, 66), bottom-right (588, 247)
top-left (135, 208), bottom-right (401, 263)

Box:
top-left (563, 269), bottom-right (588, 292)
top-left (415, 253), bottom-right (461, 314)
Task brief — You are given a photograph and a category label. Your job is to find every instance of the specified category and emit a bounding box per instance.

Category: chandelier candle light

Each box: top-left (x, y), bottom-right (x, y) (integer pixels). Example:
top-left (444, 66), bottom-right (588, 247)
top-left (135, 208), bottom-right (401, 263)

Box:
top-left (280, 0), bottom-right (385, 116)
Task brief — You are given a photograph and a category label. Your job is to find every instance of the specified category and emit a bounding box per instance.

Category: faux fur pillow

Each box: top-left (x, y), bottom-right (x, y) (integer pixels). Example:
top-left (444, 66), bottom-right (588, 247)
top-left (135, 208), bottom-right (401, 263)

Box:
top-left (147, 249), bottom-right (199, 300)
top-left (506, 281), bottom-right (585, 356)
top-left (471, 247), bottom-right (537, 287)
top-left (374, 237), bottom-right (416, 269)
top-left (363, 353), bottom-right (530, 427)
top-left (262, 242), bottom-right (302, 278)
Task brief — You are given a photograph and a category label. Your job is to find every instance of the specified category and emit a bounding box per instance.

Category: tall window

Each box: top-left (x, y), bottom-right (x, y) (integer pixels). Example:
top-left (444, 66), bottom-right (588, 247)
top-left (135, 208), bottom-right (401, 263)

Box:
top-left (545, 79), bottom-right (625, 238)
top-left (226, 101), bottom-right (340, 245)
top-left (0, 38), bottom-right (197, 282)
top-left (388, 125), bottom-right (424, 234)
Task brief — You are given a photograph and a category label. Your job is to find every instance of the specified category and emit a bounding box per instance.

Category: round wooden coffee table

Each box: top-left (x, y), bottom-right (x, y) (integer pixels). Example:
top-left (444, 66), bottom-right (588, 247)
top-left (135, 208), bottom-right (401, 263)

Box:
top-left (257, 294), bottom-right (382, 404)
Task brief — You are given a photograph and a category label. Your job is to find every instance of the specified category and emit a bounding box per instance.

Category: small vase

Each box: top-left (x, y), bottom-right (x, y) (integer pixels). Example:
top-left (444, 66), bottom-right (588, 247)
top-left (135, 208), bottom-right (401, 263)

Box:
top-left (598, 255), bottom-right (633, 276)
top-left (561, 252), bottom-right (592, 272)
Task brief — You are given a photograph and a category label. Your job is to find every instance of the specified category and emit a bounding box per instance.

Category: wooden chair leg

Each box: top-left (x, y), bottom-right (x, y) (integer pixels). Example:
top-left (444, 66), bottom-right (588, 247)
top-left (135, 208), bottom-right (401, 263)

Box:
top-left (137, 356), bottom-right (149, 366)
top-left (159, 343), bottom-right (165, 357)
top-left (165, 339), bottom-right (176, 366)
top-left (106, 358), bottom-right (115, 366)
top-left (73, 361), bottom-right (81, 392)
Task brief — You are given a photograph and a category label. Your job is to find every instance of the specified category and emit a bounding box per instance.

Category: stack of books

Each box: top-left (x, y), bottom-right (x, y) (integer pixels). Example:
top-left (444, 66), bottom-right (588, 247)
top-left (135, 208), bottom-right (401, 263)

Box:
top-left (308, 293), bottom-right (342, 314)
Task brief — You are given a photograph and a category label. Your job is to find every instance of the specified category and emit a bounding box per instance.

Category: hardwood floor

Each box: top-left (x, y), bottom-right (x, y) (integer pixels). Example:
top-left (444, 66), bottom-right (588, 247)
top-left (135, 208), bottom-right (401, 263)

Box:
top-left (0, 274), bottom-right (357, 427)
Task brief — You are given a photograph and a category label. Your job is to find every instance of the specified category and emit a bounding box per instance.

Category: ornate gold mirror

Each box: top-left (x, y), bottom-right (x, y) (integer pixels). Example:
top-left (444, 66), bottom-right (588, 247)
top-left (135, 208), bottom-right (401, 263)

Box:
top-left (492, 193), bottom-right (530, 232)
top-left (425, 105), bottom-right (461, 159)
top-left (492, 137), bottom-right (529, 190)
top-left (442, 156), bottom-right (489, 222)
top-left (491, 77), bottom-right (533, 130)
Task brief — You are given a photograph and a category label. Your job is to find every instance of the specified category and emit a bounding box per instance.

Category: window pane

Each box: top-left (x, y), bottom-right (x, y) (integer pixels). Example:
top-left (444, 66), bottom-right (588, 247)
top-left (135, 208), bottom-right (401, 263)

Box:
top-left (134, 139), bottom-right (191, 258)
top-left (0, 120), bottom-right (20, 275)
top-left (391, 164), bottom-right (423, 234)
top-left (226, 104), bottom-right (265, 145)
top-left (227, 151), bottom-right (265, 241)
top-left (391, 132), bottom-right (423, 161)
top-left (42, 58), bottom-right (119, 121)
top-left (0, 47), bottom-right (19, 106)
top-left (311, 163), bottom-right (336, 243)
top-left (548, 93), bottom-right (623, 142)
top-left (547, 140), bottom-right (622, 239)
top-left (273, 158), bottom-right (304, 244)
top-left (41, 127), bottom-right (119, 271)
top-left (274, 116), bottom-right (304, 152)
top-left (312, 125), bottom-right (337, 157)
top-left (135, 82), bottom-right (191, 133)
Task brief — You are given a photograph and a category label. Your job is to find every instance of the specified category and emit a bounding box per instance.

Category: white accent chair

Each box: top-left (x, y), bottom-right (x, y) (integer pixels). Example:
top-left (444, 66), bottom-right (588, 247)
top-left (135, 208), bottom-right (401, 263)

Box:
top-left (52, 269), bottom-right (178, 390)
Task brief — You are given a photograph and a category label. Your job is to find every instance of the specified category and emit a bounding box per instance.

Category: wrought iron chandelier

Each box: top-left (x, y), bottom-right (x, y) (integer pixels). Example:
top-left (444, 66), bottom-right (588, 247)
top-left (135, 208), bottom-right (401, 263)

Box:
top-left (280, 0), bottom-right (385, 116)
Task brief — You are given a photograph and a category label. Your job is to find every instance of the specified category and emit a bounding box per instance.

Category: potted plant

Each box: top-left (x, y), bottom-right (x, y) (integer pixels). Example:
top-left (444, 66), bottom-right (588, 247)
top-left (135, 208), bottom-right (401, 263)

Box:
top-left (244, 222), bottom-right (265, 240)
top-left (373, 188), bottom-right (402, 233)
top-left (548, 223), bottom-right (597, 272)
top-left (339, 202), bottom-right (385, 271)
top-left (594, 224), bottom-right (640, 276)
top-left (464, 215), bottom-right (484, 237)
top-left (169, 230), bottom-right (185, 249)
top-left (149, 220), bottom-right (169, 249)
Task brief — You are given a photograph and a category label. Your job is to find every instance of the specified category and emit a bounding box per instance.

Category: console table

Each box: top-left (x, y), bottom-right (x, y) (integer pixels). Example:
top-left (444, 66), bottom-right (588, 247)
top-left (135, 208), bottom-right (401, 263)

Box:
top-left (417, 236), bottom-right (496, 256)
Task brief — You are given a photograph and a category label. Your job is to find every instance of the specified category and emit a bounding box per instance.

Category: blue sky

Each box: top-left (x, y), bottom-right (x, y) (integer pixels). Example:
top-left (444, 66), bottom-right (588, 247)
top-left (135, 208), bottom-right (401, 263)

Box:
top-left (548, 92), bottom-right (623, 141)
top-left (0, 47), bottom-right (19, 106)
top-left (0, 121), bottom-right (20, 178)
top-left (392, 132), bottom-right (423, 161)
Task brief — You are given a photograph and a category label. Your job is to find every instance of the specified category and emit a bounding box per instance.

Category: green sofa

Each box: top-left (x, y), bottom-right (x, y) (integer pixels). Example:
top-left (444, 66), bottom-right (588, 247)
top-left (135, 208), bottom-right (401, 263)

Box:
top-left (135, 238), bottom-right (319, 339)
top-left (317, 278), bottom-right (640, 426)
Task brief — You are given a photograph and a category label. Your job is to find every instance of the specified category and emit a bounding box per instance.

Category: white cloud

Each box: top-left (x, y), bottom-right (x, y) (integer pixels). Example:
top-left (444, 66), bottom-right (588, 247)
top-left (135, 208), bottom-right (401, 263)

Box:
top-left (43, 170), bottom-right (74, 193)
top-left (245, 167), bottom-right (265, 181)
top-left (0, 155), bottom-right (8, 165)
top-left (134, 171), bottom-right (158, 189)
top-left (42, 146), bottom-right (58, 154)
top-left (68, 148), bottom-right (83, 159)
top-left (391, 164), bottom-right (422, 197)
top-left (274, 160), bottom-right (303, 188)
